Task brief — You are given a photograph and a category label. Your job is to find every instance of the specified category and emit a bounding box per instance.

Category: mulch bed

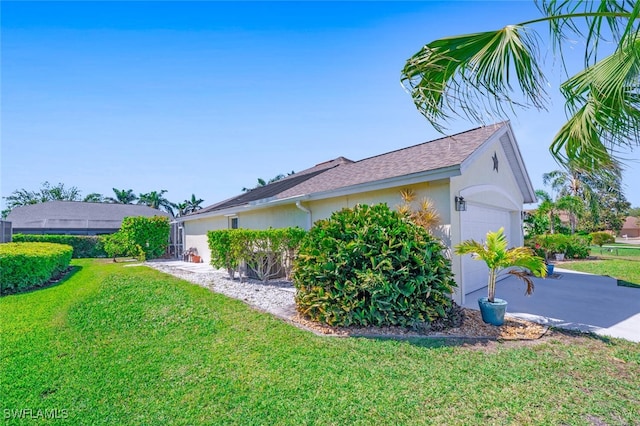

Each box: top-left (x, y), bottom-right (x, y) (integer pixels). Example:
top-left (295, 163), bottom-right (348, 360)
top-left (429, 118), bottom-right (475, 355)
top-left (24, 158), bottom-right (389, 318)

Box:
top-left (290, 305), bottom-right (549, 341)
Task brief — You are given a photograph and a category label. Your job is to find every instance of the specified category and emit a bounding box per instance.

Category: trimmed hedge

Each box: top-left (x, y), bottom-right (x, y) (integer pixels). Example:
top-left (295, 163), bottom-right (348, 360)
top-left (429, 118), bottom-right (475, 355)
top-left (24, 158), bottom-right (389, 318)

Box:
top-left (0, 242), bottom-right (73, 294)
top-left (12, 234), bottom-right (107, 258)
top-left (293, 204), bottom-right (457, 328)
top-left (207, 227), bottom-right (307, 281)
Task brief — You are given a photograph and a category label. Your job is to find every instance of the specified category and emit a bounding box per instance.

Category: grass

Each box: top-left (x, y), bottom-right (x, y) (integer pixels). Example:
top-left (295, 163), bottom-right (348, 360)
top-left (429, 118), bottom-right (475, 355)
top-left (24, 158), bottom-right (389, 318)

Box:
top-left (560, 258), bottom-right (640, 288)
top-left (2, 259), bottom-right (639, 425)
top-left (589, 244), bottom-right (640, 259)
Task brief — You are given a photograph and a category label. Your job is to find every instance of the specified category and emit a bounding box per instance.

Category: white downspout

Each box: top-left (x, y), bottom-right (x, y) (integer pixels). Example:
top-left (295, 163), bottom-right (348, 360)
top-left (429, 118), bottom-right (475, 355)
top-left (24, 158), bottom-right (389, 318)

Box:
top-left (295, 201), bottom-right (312, 230)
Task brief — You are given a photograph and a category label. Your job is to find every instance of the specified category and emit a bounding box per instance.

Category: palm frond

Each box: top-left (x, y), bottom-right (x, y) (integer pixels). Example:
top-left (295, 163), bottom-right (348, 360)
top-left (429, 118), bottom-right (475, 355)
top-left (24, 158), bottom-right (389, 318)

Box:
top-left (401, 26), bottom-right (547, 130)
top-left (551, 34), bottom-right (640, 171)
top-left (507, 269), bottom-right (536, 296)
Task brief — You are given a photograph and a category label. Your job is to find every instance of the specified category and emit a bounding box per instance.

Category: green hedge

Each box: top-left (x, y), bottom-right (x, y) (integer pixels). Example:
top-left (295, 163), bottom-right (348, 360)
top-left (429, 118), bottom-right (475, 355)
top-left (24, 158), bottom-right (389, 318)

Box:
top-left (103, 216), bottom-right (170, 261)
top-left (12, 234), bottom-right (107, 258)
top-left (0, 242), bottom-right (73, 294)
top-left (207, 227), bottom-right (307, 281)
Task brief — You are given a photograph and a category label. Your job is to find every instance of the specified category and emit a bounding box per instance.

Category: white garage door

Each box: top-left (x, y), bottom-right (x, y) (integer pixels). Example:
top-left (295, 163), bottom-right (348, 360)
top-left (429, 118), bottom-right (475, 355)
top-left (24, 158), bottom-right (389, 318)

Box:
top-left (460, 204), bottom-right (512, 294)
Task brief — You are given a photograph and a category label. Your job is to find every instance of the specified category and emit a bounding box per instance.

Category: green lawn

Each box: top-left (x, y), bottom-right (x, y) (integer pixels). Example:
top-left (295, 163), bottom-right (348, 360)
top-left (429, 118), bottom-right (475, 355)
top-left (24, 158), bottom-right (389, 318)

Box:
top-left (590, 244), bottom-right (640, 259)
top-left (1, 260), bottom-right (639, 425)
top-left (560, 258), bottom-right (640, 288)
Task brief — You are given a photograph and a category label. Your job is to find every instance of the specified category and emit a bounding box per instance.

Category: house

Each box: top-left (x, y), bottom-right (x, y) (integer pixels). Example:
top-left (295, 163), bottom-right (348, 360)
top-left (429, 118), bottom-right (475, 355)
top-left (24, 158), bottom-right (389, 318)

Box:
top-left (177, 122), bottom-right (536, 304)
top-left (620, 216), bottom-right (640, 238)
top-left (6, 201), bottom-right (171, 236)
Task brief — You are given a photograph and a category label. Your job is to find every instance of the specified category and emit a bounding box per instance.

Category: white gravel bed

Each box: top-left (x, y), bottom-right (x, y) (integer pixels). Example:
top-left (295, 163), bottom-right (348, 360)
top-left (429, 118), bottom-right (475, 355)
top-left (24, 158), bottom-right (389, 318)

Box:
top-left (145, 261), bottom-right (298, 320)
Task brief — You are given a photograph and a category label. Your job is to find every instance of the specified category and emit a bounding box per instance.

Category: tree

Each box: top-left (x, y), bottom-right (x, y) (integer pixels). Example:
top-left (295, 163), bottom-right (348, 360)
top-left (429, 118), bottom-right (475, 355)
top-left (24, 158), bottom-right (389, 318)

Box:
top-left (455, 228), bottom-right (546, 304)
top-left (83, 193), bottom-right (104, 203)
top-left (138, 190), bottom-right (174, 216)
top-left (3, 182), bottom-right (81, 215)
top-left (630, 207), bottom-right (640, 217)
top-left (185, 194), bottom-right (204, 213)
top-left (535, 189), bottom-right (581, 234)
top-left (172, 194), bottom-right (205, 217)
top-left (401, 1), bottom-right (640, 173)
top-left (105, 188), bottom-right (138, 204)
top-left (242, 171), bottom-right (295, 192)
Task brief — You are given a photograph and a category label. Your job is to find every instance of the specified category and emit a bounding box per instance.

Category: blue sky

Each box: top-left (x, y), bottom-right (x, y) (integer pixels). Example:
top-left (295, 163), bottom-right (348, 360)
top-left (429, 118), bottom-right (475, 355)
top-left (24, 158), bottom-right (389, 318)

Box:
top-left (2, 1), bottom-right (638, 210)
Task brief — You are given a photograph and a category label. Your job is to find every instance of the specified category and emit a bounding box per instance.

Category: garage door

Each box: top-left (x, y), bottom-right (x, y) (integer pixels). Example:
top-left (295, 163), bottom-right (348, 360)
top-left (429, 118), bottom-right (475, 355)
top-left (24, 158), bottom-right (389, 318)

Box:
top-left (460, 204), bottom-right (512, 294)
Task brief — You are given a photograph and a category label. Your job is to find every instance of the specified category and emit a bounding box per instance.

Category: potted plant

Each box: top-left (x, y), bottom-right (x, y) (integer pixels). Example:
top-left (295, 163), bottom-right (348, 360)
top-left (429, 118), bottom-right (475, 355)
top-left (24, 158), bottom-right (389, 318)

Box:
top-left (455, 228), bottom-right (547, 326)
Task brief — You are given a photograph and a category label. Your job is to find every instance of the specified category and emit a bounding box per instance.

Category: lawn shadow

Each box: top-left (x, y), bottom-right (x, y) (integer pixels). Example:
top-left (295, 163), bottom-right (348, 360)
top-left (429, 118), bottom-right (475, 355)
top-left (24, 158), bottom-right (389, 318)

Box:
top-left (617, 279), bottom-right (640, 289)
top-left (0, 265), bottom-right (82, 297)
top-left (350, 326), bottom-right (621, 352)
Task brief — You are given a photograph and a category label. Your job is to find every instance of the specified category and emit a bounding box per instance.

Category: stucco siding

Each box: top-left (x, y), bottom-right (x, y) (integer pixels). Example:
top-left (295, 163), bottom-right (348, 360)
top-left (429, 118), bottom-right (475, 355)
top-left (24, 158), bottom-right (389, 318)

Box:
top-left (308, 181), bottom-right (450, 225)
top-left (183, 216), bottom-right (227, 264)
top-left (235, 204), bottom-right (307, 230)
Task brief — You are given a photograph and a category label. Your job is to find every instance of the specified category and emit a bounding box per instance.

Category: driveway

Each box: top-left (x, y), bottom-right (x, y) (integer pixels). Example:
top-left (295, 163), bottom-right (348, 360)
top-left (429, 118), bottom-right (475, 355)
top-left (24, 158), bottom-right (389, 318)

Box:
top-left (463, 268), bottom-right (640, 342)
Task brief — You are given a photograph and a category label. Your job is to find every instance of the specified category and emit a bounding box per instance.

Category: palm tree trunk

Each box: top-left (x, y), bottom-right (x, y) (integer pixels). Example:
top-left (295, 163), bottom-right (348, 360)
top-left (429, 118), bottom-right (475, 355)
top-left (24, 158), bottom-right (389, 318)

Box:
top-left (488, 268), bottom-right (496, 303)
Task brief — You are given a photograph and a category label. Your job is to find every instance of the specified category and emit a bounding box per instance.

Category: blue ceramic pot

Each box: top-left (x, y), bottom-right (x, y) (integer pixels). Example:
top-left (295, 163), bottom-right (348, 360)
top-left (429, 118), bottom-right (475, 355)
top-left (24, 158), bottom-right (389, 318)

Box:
top-left (478, 297), bottom-right (508, 326)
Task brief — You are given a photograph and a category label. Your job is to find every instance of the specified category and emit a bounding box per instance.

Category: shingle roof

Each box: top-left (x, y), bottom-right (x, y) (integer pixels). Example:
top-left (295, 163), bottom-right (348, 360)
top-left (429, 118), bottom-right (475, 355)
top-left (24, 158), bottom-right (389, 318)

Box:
top-left (277, 124), bottom-right (503, 199)
top-left (190, 123), bottom-right (508, 217)
top-left (6, 201), bottom-right (170, 230)
top-left (190, 157), bottom-right (354, 216)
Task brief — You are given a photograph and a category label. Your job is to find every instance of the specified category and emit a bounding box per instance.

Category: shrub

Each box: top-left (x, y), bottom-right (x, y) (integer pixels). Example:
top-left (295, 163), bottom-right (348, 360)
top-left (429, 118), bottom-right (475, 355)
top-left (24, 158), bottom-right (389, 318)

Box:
top-left (293, 203), bottom-right (456, 328)
top-left (207, 227), bottom-right (307, 281)
top-left (103, 216), bottom-right (170, 260)
top-left (534, 233), bottom-right (590, 260)
top-left (0, 242), bottom-right (73, 294)
top-left (565, 235), bottom-right (591, 259)
top-left (12, 234), bottom-right (107, 258)
top-left (590, 231), bottom-right (615, 247)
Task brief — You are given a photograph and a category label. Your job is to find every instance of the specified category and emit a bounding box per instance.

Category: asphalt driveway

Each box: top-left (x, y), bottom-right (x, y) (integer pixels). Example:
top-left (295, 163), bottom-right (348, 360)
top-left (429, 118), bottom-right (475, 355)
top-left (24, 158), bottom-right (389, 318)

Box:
top-left (463, 268), bottom-right (640, 342)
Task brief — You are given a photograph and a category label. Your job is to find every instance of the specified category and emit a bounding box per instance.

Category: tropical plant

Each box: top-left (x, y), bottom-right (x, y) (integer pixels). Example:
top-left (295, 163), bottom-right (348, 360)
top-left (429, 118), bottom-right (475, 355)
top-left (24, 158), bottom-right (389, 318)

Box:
top-left (138, 190), bottom-right (175, 216)
top-left (396, 189), bottom-right (441, 233)
top-left (535, 190), bottom-right (581, 234)
top-left (242, 171), bottom-right (295, 192)
top-left (105, 188), bottom-right (138, 204)
top-left (401, 1), bottom-right (640, 173)
top-left (293, 204), bottom-right (457, 328)
top-left (455, 228), bottom-right (546, 303)
top-left (185, 194), bottom-right (204, 213)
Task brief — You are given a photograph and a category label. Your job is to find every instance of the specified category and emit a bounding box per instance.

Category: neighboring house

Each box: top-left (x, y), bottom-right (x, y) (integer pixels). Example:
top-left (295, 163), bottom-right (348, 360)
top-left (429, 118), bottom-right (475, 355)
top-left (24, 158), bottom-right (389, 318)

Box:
top-left (620, 216), bottom-right (640, 238)
top-left (6, 201), bottom-right (171, 235)
top-left (177, 122), bottom-right (536, 304)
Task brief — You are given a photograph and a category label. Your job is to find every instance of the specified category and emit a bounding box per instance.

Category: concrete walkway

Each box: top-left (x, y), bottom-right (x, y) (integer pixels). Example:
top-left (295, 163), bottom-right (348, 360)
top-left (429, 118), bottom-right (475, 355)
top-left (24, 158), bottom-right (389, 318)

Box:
top-left (463, 268), bottom-right (640, 343)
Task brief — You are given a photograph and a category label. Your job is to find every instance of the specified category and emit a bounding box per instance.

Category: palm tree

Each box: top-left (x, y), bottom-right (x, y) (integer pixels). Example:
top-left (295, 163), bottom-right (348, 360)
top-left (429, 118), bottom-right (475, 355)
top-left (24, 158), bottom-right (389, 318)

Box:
top-left (401, 1), bottom-right (640, 173)
top-left (172, 202), bottom-right (189, 217)
top-left (455, 228), bottom-right (546, 303)
top-left (242, 172), bottom-right (295, 192)
top-left (185, 194), bottom-right (204, 213)
top-left (138, 190), bottom-right (174, 216)
top-left (106, 188), bottom-right (138, 204)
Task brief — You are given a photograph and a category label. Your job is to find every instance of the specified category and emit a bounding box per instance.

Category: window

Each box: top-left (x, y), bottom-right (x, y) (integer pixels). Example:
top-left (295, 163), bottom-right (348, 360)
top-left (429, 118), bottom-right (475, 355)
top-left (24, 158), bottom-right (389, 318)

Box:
top-left (230, 217), bottom-right (238, 229)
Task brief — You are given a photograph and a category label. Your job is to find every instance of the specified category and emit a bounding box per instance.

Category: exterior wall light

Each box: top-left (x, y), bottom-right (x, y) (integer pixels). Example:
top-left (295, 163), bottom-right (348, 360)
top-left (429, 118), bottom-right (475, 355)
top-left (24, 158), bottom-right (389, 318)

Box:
top-left (455, 196), bottom-right (466, 212)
